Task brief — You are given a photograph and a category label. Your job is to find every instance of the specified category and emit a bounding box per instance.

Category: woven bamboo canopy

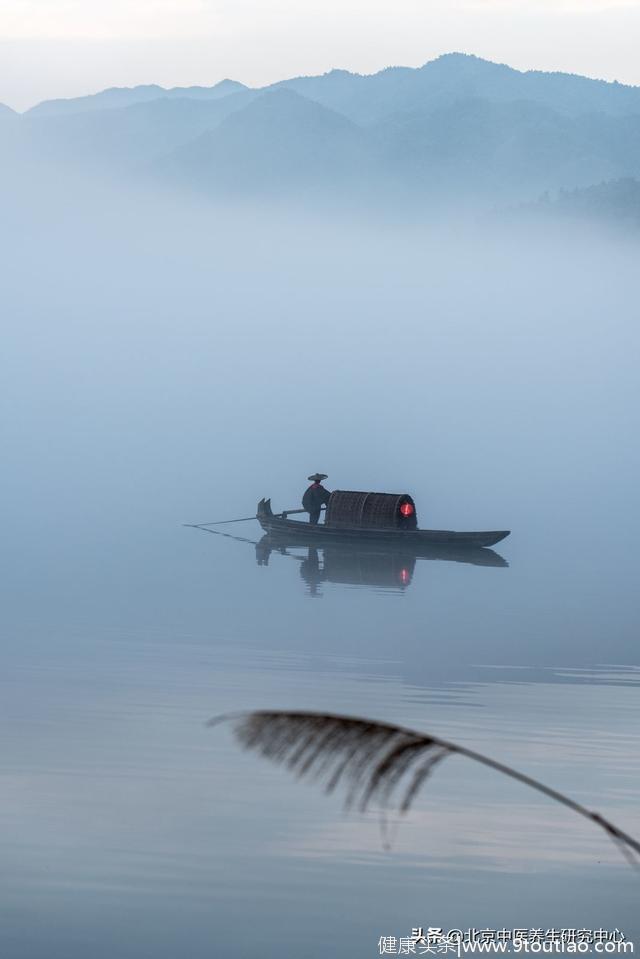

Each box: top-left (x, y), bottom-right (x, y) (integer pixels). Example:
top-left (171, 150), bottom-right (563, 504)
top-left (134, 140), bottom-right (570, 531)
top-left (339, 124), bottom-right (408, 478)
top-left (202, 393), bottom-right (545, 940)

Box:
top-left (324, 490), bottom-right (418, 530)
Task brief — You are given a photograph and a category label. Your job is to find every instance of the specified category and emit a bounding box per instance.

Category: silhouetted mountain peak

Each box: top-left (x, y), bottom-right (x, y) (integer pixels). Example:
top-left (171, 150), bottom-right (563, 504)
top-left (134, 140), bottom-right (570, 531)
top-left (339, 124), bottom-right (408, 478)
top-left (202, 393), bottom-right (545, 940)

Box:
top-left (214, 79), bottom-right (245, 91)
top-left (165, 79), bottom-right (248, 99)
top-left (154, 87), bottom-right (372, 196)
top-left (228, 87), bottom-right (355, 128)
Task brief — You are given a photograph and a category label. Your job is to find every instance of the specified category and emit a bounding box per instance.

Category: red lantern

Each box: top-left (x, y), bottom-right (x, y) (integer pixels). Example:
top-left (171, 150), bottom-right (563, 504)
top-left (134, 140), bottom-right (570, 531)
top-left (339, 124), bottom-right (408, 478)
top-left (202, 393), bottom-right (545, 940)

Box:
top-left (399, 502), bottom-right (414, 517)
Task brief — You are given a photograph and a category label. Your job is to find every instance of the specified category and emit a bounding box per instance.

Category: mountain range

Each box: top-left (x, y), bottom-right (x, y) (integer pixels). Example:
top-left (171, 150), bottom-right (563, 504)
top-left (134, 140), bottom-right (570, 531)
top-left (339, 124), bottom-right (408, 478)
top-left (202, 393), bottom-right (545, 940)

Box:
top-left (25, 79), bottom-right (248, 117)
top-left (2, 53), bottom-right (640, 213)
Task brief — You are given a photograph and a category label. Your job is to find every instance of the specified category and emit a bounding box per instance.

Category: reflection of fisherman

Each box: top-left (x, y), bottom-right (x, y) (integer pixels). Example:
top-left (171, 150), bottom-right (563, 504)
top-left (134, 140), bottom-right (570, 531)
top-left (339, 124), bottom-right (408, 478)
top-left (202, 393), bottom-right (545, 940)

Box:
top-left (299, 547), bottom-right (326, 597)
top-left (255, 539), bottom-right (271, 566)
top-left (302, 473), bottom-right (331, 524)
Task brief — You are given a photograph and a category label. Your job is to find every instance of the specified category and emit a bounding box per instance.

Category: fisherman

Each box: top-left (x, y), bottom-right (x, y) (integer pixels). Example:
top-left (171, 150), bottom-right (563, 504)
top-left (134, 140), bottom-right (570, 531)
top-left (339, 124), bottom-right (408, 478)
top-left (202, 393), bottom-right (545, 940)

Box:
top-left (302, 473), bottom-right (331, 524)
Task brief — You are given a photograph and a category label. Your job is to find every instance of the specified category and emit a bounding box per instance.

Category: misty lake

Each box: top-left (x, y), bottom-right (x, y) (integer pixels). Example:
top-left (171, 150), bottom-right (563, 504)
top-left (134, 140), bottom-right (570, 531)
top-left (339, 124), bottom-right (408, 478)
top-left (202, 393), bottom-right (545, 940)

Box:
top-left (2, 193), bottom-right (640, 958)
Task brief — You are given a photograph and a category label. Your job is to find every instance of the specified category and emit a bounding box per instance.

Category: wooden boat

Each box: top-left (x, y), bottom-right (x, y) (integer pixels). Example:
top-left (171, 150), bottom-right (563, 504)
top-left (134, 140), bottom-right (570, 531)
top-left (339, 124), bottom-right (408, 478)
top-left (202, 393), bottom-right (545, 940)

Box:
top-left (256, 532), bottom-right (508, 570)
top-left (257, 496), bottom-right (510, 550)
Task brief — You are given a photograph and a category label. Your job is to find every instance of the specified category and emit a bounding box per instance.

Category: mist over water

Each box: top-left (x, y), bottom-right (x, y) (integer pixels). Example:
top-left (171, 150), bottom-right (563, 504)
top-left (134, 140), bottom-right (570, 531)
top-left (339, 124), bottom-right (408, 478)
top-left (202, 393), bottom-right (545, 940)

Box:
top-left (2, 182), bottom-right (640, 958)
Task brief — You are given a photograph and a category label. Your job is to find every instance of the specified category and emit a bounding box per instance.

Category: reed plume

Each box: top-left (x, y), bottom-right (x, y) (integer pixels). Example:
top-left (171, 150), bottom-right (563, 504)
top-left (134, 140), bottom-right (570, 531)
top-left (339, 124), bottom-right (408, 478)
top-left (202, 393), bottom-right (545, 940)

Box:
top-left (210, 710), bottom-right (640, 867)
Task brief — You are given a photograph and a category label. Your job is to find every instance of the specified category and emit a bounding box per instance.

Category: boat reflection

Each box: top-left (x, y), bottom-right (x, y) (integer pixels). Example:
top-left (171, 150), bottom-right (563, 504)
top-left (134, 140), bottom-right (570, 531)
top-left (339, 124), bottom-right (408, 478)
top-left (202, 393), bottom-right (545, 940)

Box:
top-left (256, 533), bottom-right (507, 597)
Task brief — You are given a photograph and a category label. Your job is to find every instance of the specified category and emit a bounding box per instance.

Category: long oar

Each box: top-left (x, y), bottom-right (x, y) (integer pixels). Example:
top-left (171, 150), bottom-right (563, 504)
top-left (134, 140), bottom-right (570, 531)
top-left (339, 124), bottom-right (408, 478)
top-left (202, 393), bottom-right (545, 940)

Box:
top-left (183, 516), bottom-right (257, 528)
top-left (184, 507), bottom-right (312, 528)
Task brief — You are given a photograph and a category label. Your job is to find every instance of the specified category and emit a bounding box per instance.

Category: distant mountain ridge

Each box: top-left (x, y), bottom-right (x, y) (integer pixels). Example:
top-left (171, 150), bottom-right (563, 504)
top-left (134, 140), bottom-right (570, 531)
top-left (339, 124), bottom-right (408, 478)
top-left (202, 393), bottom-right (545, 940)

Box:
top-left (27, 79), bottom-right (247, 117)
top-left (267, 54), bottom-right (640, 123)
top-left (4, 53), bottom-right (640, 220)
top-left (369, 96), bottom-right (640, 193)
top-left (24, 54), bottom-right (640, 120)
top-left (148, 86), bottom-right (640, 209)
top-left (11, 91), bottom-right (256, 173)
top-left (154, 88), bottom-right (377, 197)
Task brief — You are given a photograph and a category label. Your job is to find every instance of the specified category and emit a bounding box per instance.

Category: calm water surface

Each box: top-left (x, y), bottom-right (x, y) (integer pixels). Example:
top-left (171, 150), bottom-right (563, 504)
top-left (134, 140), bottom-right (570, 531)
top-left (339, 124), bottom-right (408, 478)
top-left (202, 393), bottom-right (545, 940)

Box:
top-left (2, 207), bottom-right (639, 958)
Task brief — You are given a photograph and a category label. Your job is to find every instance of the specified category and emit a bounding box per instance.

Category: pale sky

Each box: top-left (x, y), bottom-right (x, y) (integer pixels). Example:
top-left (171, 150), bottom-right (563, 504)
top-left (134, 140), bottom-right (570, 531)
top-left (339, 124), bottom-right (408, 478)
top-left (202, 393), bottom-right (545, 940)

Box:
top-left (1, 0), bottom-right (639, 111)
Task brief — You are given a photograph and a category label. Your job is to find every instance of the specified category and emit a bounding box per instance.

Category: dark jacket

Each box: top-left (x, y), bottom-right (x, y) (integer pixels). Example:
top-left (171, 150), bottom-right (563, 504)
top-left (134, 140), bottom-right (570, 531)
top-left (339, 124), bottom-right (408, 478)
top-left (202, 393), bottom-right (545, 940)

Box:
top-left (303, 483), bottom-right (331, 512)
